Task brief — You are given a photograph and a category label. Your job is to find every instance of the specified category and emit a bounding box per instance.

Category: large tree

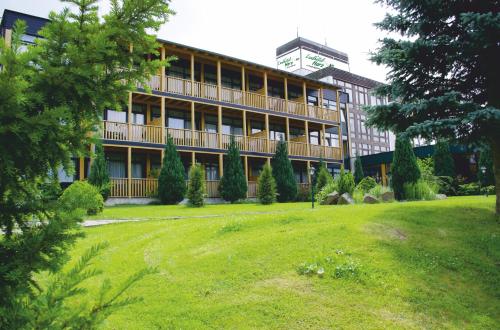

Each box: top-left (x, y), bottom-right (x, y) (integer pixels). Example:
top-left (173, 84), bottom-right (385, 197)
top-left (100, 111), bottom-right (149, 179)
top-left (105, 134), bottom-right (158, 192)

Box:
top-left (366, 0), bottom-right (500, 213)
top-left (271, 140), bottom-right (297, 202)
top-left (219, 136), bottom-right (247, 202)
top-left (0, 0), bottom-right (173, 327)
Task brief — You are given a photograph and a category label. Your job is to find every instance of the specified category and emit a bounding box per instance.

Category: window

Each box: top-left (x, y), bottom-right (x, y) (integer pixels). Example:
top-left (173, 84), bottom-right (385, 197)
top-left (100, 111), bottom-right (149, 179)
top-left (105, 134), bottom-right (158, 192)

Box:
top-left (167, 110), bottom-right (191, 129)
top-left (107, 153), bottom-right (126, 178)
top-left (205, 163), bottom-right (219, 180)
top-left (166, 58), bottom-right (190, 79)
top-left (309, 131), bottom-right (319, 145)
top-left (269, 124), bottom-right (285, 141)
top-left (289, 127), bottom-right (304, 139)
top-left (222, 117), bottom-right (243, 135)
top-left (251, 121), bottom-right (264, 135)
top-left (221, 69), bottom-right (241, 89)
top-left (324, 127), bottom-right (339, 147)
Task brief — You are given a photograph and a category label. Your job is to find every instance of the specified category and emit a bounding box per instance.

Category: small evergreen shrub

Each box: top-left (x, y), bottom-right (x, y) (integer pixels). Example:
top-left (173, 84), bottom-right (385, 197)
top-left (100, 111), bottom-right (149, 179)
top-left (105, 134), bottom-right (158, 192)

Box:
top-left (353, 188), bottom-right (364, 203)
top-left (392, 135), bottom-right (421, 200)
top-left (257, 163), bottom-right (276, 205)
top-left (158, 136), bottom-right (186, 205)
top-left (338, 166), bottom-right (355, 195)
top-left (315, 181), bottom-right (338, 204)
top-left (88, 142), bottom-right (111, 200)
top-left (353, 154), bottom-right (365, 184)
top-left (58, 181), bottom-right (104, 215)
top-left (219, 136), bottom-right (247, 203)
top-left (271, 140), bottom-right (297, 202)
top-left (356, 176), bottom-right (377, 193)
top-left (403, 180), bottom-right (436, 201)
top-left (187, 164), bottom-right (205, 207)
top-left (368, 184), bottom-right (392, 199)
top-left (315, 161), bottom-right (333, 192)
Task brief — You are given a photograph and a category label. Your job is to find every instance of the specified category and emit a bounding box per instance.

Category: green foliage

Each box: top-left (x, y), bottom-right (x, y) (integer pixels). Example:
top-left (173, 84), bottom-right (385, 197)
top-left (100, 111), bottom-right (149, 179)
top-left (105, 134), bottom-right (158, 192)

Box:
top-left (433, 140), bottom-right (455, 178)
top-left (478, 145), bottom-right (495, 186)
top-left (187, 164), bottom-right (205, 207)
top-left (391, 135), bottom-right (421, 200)
top-left (456, 183), bottom-right (494, 196)
top-left (417, 158), bottom-right (434, 183)
top-left (158, 137), bottom-right (186, 204)
top-left (368, 184), bottom-right (392, 199)
top-left (352, 188), bottom-right (364, 204)
top-left (295, 184), bottom-right (311, 202)
top-left (297, 252), bottom-right (362, 280)
top-left (435, 176), bottom-right (456, 196)
top-left (0, 1), bottom-right (174, 327)
top-left (219, 136), bottom-right (247, 203)
top-left (353, 155), bottom-right (365, 184)
top-left (315, 181), bottom-right (338, 204)
top-left (403, 180), bottom-right (437, 201)
top-left (58, 181), bottom-right (104, 216)
top-left (257, 163), bottom-right (276, 205)
top-left (315, 162), bottom-right (333, 193)
top-left (271, 140), bottom-right (297, 202)
top-left (356, 176), bottom-right (377, 193)
top-left (338, 166), bottom-right (355, 196)
top-left (88, 142), bottom-right (111, 200)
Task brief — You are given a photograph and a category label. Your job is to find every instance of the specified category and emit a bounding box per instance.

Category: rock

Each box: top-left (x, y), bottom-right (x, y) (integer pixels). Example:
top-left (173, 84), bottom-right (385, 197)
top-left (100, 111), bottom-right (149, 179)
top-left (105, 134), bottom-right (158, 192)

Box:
top-left (381, 191), bottom-right (395, 202)
top-left (337, 193), bottom-right (354, 205)
top-left (321, 191), bottom-right (340, 205)
top-left (363, 194), bottom-right (380, 204)
top-left (435, 194), bottom-right (447, 200)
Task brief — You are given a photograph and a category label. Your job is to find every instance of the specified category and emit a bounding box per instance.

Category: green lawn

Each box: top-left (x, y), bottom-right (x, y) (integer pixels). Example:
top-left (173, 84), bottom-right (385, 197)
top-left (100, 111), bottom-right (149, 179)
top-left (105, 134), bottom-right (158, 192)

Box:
top-left (72, 196), bottom-right (500, 329)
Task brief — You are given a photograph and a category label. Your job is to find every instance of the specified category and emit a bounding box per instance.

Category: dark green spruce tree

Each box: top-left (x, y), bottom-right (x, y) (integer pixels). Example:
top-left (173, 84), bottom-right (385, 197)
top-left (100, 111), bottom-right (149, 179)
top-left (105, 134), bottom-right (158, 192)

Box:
top-left (433, 140), bottom-right (455, 178)
top-left (353, 153), bottom-right (365, 184)
top-left (365, 0), bottom-right (500, 213)
top-left (271, 140), bottom-right (297, 202)
top-left (391, 135), bottom-right (421, 200)
top-left (315, 160), bottom-right (333, 192)
top-left (219, 136), bottom-right (247, 202)
top-left (158, 136), bottom-right (186, 204)
top-left (478, 145), bottom-right (495, 187)
top-left (88, 141), bottom-right (111, 200)
top-left (257, 163), bottom-right (276, 205)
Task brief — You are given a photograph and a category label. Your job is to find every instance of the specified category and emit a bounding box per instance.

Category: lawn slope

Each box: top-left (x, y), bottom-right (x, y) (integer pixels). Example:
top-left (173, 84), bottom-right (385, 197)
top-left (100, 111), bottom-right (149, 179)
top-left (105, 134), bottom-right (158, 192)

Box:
top-left (72, 197), bottom-right (499, 329)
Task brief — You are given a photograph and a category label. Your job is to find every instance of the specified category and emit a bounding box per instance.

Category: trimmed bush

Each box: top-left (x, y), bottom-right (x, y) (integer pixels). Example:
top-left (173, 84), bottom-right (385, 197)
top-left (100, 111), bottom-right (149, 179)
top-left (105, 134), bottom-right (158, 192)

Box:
top-left (433, 140), bottom-right (455, 178)
top-left (271, 140), bottom-right (297, 202)
top-left (356, 176), bottom-right (377, 193)
top-left (158, 136), bottom-right (186, 204)
top-left (353, 154), bottom-right (364, 184)
top-left (88, 142), bottom-right (111, 200)
top-left (58, 181), bottom-right (103, 215)
top-left (403, 180), bottom-right (436, 201)
top-left (219, 136), bottom-right (247, 203)
top-left (315, 161), bottom-right (333, 193)
top-left (187, 164), bottom-right (205, 207)
top-left (338, 166), bottom-right (355, 195)
top-left (391, 135), bottom-right (421, 200)
top-left (257, 163), bottom-right (276, 205)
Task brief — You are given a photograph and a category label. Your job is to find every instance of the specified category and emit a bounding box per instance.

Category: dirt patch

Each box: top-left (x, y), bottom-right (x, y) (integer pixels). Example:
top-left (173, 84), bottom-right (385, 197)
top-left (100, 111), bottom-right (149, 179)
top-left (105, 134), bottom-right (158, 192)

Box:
top-left (366, 223), bottom-right (407, 241)
top-left (256, 275), bottom-right (313, 294)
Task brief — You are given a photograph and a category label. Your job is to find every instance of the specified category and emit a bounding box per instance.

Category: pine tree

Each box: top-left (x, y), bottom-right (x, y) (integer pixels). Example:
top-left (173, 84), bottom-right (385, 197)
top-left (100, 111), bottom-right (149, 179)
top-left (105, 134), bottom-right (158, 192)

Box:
top-left (391, 135), bottom-right (421, 200)
top-left (365, 0), bottom-right (500, 213)
top-left (478, 145), bottom-right (495, 186)
top-left (338, 165), bottom-right (355, 195)
top-left (187, 164), bottom-right (205, 207)
top-left (257, 163), bottom-right (276, 204)
top-left (88, 141), bottom-right (111, 200)
top-left (433, 140), bottom-right (455, 178)
top-left (271, 140), bottom-right (297, 202)
top-left (353, 153), bottom-right (365, 184)
top-left (315, 161), bottom-right (333, 192)
top-left (158, 136), bottom-right (186, 204)
top-left (219, 136), bottom-right (247, 203)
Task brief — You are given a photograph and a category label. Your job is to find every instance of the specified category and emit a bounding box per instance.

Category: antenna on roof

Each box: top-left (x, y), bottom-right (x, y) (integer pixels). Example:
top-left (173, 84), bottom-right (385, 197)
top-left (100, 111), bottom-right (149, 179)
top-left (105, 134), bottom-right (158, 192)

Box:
top-left (324, 38), bottom-right (328, 46)
top-left (296, 26), bottom-right (299, 38)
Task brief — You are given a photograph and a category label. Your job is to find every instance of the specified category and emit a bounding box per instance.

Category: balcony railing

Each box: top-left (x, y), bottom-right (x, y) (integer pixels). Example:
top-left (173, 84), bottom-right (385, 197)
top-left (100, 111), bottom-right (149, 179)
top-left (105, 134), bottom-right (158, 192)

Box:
top-left (101, 121), bottom-right (341, 160)
top-left (110, 178), bottom-right (310, 198)
top-left (137, 76), bottom-right (339, 122)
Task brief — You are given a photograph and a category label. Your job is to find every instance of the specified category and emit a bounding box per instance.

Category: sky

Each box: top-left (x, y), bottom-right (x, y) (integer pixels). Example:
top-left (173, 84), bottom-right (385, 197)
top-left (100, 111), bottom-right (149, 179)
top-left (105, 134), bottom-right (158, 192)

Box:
top-left (1, 0), bottom-right (390, 82)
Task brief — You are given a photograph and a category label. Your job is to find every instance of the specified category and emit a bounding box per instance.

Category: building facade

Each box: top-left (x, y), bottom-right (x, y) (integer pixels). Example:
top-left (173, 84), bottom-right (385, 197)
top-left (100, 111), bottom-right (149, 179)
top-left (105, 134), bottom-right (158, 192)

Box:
top-left (2, 10), bottom-right (347, 199)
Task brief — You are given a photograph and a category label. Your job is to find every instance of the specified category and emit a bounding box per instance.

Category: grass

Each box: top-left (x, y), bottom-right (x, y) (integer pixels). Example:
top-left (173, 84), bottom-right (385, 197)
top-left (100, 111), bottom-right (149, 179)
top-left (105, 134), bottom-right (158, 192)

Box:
top-left (67, 196), bottom-right (499, 328)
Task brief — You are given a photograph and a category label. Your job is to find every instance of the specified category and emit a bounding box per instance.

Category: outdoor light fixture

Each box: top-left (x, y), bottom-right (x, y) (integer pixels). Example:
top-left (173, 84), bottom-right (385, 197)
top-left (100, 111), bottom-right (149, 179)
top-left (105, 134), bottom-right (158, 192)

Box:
top-left (310, 167), bottom-right (316, 209)
top-left (480, 166), bottom-right (487, 197)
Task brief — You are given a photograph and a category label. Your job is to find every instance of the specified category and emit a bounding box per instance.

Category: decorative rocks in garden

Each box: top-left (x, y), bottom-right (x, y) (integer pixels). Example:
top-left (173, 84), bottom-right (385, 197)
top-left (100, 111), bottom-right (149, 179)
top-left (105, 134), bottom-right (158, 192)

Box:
top-left (322, 191), bottom-right (340, 205)
top-left (435, 194), bottom-right (447, 200)
top-left (381, 191), bottom-right (395, 202)
top-left (337, 193), bottom-right (354, 205)
top-left (363, 194), bottom-right (380, 204)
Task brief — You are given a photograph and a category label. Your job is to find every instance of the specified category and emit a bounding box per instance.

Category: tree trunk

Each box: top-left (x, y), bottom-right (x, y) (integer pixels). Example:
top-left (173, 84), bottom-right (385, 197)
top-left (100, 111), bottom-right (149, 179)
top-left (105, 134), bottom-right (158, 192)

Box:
top-left (491, 140), bottom-right (500, 216)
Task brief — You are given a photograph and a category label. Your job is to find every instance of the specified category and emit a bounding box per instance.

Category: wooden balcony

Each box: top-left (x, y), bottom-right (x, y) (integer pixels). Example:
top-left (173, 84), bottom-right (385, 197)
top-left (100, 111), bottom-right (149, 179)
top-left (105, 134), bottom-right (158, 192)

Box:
top-left (109, 178), bottom-right (310, 198)
top-left (101, 121), bottom-right (342, 160)
top-left (137, 76), bottom-right (339, 122)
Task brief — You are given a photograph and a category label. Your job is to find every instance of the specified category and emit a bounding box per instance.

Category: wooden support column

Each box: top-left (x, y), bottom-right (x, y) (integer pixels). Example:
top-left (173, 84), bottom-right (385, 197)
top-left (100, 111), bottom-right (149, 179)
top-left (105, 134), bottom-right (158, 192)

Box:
top-left (267, 158), bottom-right (271, 166)
top-left (191, 102), bottom-right (195, 146)
top-left (286, 117), bottom-right (290, 154)
top-left (217, 60), bottom-right (222, 101)
top-left (263, 72), bottom-right (268, 109)
top-left (319, 88), bottom-right (324, 119)
top-left (190, 53), bottom-right (195, 96)
top-left (381, 163), bottom-right (387, 186)
top-left (284, 77), bottom-right (288, 112)
top-left (307, 160), bottom-right (311, 184)
top-left (4, 29), bottom-right (12, 48)
top-left (219, 153), bottom-right (224, 178)
top-left (192, 152), bottom-right (196, 166)
top-left (146, 154), bottom-right (151, 177)
top-left (244, 156), bottom-right (248, 182)
top-left (127, 147), bottom-right (132, 198)
top-left (321, 124), bottom-right (326, 159)
top-left (302, 82), bottom-right (307, 106)
top-left (241, 66), bottom-right (246, 104)
top-left (201, 110), bottom-right (205, 131)
top-left (127, 92), bottom-right (132, 140)
top-left (217, 105), bottom-right (222, 149)
top-left (79, 157), bottom-right (85, 181)
top-left (242, 110), bottom-right (247, 150)
top-left (265, 113), bottom-right (270, 153)
top-left (146, 103), bottom-right (151, 125)
top-left (305, 120), bottom-right (310, 156)
top-left (160, 47), bottom-right (165, 91)
top-left (160, 97), bottom-right (165, 143)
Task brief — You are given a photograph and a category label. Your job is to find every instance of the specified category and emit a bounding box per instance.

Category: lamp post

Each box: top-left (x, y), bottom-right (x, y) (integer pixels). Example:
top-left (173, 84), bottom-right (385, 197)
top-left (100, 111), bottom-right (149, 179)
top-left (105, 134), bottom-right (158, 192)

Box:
top-left (480, 166), bottom-right (487, 197)
top-left (310, 166), bottom-right (316, 209)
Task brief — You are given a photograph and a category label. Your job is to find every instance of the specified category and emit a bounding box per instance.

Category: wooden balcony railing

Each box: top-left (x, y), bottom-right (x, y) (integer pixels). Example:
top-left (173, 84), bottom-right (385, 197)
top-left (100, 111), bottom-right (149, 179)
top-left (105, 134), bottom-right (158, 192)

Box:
top-left (248, 181), bottom-right (257, 198)
top-left (130, 178), bottom-right (158, 197)
top-left (267, 96), bottom-right (286, 113)
top-left (205, 180), bottom-right (220, 198)
top-left (289, 141), bottom-right (308, 156)
top-left (110, 178), bottom-right (128, 197)
top-left (246, 136), bottom-right (267, 153)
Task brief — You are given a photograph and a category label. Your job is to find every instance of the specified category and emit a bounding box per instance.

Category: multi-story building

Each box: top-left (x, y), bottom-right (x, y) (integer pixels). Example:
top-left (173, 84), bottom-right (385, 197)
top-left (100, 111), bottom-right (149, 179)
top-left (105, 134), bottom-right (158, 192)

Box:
top-left (2, 9), bottom-right (347, 200)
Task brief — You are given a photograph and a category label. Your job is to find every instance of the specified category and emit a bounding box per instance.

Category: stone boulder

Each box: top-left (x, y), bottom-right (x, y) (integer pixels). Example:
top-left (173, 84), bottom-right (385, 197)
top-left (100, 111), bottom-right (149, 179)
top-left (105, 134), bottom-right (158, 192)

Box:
top-left (321, 191), bottom-right (340, 205)
top-left (337, 193), bottom-right (354, 205)
top-left (363, 194), bottom-right (380, 204)
top-left (381, 191), bottom-right (395, 202)
top-left (435, 194), bottom-right (447, 200)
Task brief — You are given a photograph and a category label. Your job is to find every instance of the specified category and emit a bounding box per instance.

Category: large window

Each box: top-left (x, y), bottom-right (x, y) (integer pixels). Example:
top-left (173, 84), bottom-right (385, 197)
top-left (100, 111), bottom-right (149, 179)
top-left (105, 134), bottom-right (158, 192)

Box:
top-left (324, 127), bottom-right (339, 147)
top-left (269, 124), bottom-right (285, 141)
top-left (167, 110), bottom-right (192, 130)
top-left (221, 69), bottom-right (241, 90)
top-left (107, 153), bottom-right (126, 178)
top-left (166, 58), bottom-right (190, 79)
top-left (222, 117), bottom-right (243, 135)
top-left (205, 163), bottom-right (219, 180)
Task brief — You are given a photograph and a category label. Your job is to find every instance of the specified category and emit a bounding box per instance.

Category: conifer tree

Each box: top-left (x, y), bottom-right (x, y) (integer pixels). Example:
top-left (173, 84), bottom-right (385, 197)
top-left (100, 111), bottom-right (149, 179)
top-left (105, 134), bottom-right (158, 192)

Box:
top-left (338, 165), bottom-right (355, 195)
top-left (478, 145), bottom-right (495, 187)
top-left (365, 0), bottom-right (500, 213)
top-left (271, 140), bottom-right (297, 202)
top-left (158, 136), bottom-right (186, 204)
top-left (219, 136), bottom-right (247, 202)
top-left (315, 161), bottom-right (333, 192)
top-left (433, 140), bottom-right (455, 178)
top-left (88, 141), bottom-right (111, 200)
top-left (257, 163), bottom-right (276, 205)
top-left (353, 154), bottom-right (365, 184)
top-left (187, 164), bottom-right (205, 207)
top-left (391, 135), bottom-right (421, 200)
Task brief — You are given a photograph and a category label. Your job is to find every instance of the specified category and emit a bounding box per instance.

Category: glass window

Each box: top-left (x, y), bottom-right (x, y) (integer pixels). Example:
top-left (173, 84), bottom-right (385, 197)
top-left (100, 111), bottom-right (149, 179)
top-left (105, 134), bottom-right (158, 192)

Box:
top-left (310, 131), bottom-right (319, 145)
